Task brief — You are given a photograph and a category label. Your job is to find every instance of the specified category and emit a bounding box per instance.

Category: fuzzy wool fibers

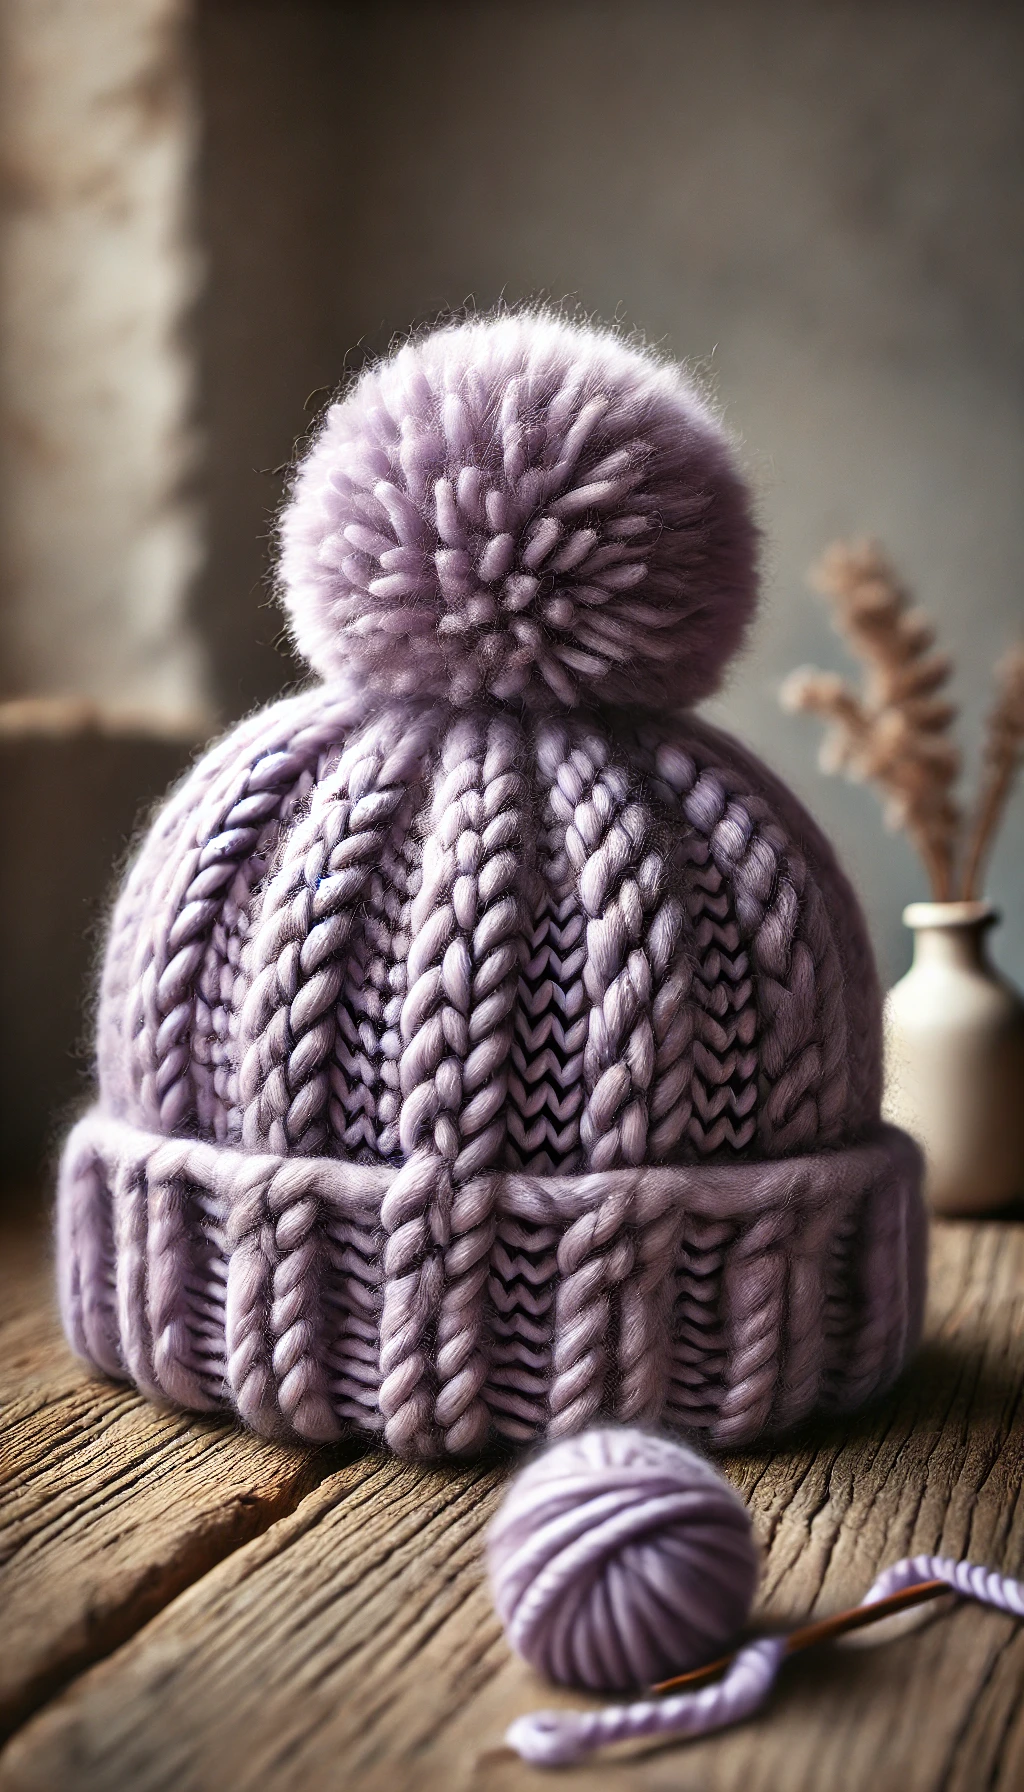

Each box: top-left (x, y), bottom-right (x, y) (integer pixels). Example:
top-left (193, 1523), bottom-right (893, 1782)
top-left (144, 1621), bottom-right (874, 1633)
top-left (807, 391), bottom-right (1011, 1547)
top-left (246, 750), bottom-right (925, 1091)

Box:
top-left (279, 311), bottom-right (757, 711)
top-left (487, 1427), bottom-right (760, 1693)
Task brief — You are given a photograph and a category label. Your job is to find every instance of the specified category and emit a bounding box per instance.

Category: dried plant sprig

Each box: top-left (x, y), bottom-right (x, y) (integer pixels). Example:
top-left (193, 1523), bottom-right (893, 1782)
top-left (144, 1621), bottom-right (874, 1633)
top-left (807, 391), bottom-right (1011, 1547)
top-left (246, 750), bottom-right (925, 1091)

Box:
top-left (960, 643), bottom-right (1024, 901)
top-left (780, 541), bottom-right (961, 899)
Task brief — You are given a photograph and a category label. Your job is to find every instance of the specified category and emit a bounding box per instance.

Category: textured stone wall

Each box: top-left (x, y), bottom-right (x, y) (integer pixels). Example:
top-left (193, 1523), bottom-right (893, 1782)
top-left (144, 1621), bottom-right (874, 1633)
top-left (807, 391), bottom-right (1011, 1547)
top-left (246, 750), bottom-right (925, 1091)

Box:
top-left (0, 0), bottom-right (209, 723)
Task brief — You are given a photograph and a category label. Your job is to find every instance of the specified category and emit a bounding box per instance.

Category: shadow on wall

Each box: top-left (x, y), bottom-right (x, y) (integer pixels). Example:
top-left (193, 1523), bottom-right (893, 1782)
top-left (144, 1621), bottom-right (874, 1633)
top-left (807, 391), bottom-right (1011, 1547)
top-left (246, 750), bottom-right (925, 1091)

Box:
top-left (0, 733), bottom-right (194, 1182)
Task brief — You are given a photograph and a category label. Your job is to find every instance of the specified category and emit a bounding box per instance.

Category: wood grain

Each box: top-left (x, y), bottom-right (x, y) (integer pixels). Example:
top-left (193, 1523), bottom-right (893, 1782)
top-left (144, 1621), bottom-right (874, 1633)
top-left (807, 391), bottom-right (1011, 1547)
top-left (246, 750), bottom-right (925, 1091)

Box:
top-left (0, 1213), bottom-right (1022, 1792)
top-left (0, 1205), bottom-right (330, 1739)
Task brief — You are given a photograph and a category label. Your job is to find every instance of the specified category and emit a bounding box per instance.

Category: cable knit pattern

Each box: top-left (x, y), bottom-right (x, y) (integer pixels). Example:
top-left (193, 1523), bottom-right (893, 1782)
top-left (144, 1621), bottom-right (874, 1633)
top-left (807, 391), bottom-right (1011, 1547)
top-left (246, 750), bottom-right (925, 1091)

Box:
top-left (650, 739), bottom-right (851, 1157)
top-left (57, 698), bottom-right (928, 1457)
top-left (329, 824), bottom-right (410, 1158)
top-left (376, 716), bottom-right (528, 1452)
top-left (649, 713), bottom-right (883, 1137)
top-left (505, 799), bottom-right (588, 1174)
top-left (550, 726), bottom-right (685, 1172)
top-left (99, 686), bottom-right (364, 1132)
top-left (57, 314), bottom-right (925, 1458)
top-left (233, 708), bottom-right (438, 1154)
top-left (57, 695), bottom-right (928, 1456)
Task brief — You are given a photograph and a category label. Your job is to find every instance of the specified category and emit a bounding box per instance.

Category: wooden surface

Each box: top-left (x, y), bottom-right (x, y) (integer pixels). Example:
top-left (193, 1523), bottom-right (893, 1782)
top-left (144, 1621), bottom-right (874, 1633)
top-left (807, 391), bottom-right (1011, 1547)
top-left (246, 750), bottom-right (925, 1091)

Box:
top-left (0, 1202), bottom-right (1022, 1792)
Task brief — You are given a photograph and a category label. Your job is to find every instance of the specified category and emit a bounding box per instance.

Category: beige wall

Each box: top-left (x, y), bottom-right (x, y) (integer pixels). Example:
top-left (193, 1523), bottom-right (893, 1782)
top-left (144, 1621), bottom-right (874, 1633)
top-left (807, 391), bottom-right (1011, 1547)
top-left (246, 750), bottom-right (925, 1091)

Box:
top-left (0, 0), bottom-right (209, 724)
top-left (195, 0), bottom-right (1023, 986)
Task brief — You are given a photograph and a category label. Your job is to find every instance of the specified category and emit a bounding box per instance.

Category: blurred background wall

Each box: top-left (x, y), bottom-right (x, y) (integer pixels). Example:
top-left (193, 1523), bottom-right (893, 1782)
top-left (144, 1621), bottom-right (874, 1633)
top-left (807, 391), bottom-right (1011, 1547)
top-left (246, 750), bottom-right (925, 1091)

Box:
top-left (0, 0), bottom-right (208, 720)
top-left (1, 0), bottom-right (1021, 1178)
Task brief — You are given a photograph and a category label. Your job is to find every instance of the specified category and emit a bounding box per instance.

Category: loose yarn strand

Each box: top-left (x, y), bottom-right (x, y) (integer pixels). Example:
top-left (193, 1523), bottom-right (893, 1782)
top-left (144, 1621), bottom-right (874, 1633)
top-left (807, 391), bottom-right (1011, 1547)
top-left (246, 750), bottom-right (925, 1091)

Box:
top-left (504, 1554), bottom-right (1024, 1767)
top-left (506, 1636), bottom-right (785, 1768)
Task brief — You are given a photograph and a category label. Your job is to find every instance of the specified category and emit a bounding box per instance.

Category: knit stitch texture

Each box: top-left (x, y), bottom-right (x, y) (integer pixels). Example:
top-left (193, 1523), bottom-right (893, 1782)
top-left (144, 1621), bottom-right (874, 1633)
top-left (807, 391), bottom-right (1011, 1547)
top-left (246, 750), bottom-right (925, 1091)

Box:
top-left (57, 313), bottom-right (926, 1458)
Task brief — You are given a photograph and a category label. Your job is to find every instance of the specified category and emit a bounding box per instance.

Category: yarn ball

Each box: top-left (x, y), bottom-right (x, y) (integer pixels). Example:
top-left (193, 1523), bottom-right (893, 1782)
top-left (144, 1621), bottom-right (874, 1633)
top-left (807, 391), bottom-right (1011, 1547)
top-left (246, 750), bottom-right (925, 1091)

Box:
top-left (278, 311), bottom-right (758, 710)
top-left (486, 1427), bottom-right (760, 1694)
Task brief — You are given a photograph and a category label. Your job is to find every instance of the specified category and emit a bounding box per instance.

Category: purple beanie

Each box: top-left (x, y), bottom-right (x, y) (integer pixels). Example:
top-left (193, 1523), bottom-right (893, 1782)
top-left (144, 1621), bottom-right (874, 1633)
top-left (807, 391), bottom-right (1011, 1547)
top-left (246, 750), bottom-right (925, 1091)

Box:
top-left (56, 312), bottom-right (925, 1458)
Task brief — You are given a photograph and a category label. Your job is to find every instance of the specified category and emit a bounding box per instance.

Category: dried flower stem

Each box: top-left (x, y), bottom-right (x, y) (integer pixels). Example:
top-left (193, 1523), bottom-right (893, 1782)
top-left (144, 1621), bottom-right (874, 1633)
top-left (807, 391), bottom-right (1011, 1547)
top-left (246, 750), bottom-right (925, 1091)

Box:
top-left (781, 542), bottom-right (961, 899)
top-left (961, 643), bottom-right (1024, 901)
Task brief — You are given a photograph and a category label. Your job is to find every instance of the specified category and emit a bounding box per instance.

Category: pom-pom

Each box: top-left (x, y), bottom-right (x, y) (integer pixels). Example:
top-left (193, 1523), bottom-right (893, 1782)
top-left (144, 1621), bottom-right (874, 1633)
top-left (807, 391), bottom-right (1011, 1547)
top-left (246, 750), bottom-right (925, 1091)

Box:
top-left (486, 1427), bottom-right (760, 1694)
top-left (279, 312), bottom-right (757, 710)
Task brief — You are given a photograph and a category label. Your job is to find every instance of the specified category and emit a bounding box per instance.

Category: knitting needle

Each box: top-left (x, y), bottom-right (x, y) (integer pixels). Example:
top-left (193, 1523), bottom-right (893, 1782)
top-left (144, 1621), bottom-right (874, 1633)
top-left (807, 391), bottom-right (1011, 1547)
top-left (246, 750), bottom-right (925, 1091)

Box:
top-left (650, 1579), bottom-right (950, 1695)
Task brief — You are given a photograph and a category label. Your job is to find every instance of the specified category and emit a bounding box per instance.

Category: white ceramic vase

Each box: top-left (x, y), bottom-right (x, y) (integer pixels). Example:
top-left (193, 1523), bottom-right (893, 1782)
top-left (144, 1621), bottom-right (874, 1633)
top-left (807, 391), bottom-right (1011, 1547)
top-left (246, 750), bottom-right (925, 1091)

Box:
top-left (883, 901), bottom-right (1024, 1215)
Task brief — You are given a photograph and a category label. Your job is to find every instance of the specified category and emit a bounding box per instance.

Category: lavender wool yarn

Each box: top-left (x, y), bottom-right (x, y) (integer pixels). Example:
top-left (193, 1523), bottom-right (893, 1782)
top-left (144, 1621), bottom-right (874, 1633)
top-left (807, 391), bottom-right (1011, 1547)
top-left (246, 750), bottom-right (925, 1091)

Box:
top-left (279, 311), bottom-right (757, 711)
top-left (487, 1427), bottom-right (760, 1693)
top-left (505, 1542), bottom-right (1024, 1767)
top-left (56, 308), bottom-right (927, 1459)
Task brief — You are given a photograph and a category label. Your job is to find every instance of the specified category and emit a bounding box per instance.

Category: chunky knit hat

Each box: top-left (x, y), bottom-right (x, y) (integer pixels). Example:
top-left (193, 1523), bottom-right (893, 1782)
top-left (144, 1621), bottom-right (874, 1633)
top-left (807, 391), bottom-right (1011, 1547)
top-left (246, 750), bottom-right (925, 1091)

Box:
top-left (57, 313), bottom-right (925, 1458)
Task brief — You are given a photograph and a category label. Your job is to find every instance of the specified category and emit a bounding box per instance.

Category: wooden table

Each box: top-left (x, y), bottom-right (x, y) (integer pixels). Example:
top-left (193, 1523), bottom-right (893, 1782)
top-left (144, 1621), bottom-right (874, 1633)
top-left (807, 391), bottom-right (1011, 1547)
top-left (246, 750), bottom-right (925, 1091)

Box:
top-left (1, 1200), bottom-right (1022, 1792)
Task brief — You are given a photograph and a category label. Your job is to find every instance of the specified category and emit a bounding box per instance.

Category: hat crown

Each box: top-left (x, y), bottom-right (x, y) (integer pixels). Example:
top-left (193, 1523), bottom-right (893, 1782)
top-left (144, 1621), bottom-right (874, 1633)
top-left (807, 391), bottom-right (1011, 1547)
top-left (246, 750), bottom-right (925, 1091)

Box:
top-left (97, 688), bottom-right (880, 1172)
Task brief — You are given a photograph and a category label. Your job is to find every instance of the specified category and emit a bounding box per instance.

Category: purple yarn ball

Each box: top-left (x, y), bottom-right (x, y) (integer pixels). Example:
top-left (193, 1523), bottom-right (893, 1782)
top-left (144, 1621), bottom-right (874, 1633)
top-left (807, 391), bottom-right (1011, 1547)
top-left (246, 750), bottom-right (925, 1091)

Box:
top-left (487, 1427), bottom-right (760, 1694)
top-left (278, 311), bottom-right (758, 711)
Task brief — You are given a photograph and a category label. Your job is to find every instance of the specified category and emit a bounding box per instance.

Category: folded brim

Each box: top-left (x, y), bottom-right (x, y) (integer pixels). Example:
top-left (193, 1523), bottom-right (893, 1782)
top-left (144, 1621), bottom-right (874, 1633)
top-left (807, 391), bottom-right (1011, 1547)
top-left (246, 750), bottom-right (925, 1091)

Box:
top-left (56, 1111), bottom-right (926, 1458)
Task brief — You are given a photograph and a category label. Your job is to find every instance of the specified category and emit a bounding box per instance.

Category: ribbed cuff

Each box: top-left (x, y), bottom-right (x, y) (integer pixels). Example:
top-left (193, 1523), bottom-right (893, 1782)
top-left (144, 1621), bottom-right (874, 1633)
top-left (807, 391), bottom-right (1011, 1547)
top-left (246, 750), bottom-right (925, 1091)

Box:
top-left (56, 1111), bottom-right (925, 1458)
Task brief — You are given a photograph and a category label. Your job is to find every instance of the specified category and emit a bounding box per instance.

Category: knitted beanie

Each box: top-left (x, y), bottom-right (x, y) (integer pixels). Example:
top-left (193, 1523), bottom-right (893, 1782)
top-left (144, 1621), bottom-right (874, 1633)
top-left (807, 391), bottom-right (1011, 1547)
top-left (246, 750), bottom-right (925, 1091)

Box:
top-left (57, 313), bottom-right (926, 1459)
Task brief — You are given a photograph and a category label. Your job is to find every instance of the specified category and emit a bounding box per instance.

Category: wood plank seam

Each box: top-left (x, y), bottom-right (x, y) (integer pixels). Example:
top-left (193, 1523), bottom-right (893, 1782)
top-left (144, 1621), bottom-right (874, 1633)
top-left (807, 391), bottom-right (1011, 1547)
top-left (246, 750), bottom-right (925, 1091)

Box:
top-left (0, 1431), bottom-right (353, 1745)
